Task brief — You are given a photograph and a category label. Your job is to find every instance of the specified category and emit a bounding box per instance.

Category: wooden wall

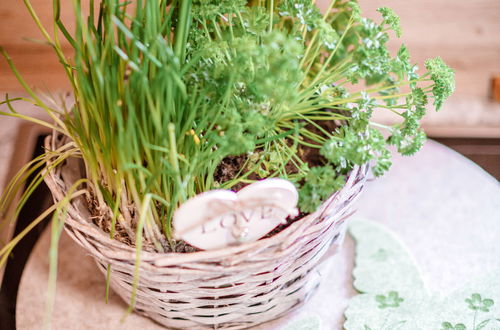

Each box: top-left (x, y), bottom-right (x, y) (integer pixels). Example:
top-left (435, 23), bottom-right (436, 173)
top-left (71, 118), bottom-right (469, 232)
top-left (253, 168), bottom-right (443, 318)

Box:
top-left (1, 1), bottom-right (500, 134)
top-left (1, 1), bottom-right (65, 91)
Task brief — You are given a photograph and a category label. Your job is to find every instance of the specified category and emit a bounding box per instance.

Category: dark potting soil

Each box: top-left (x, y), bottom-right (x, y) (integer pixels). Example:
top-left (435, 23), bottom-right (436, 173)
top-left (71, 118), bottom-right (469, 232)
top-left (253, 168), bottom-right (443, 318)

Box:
top-left (213, 119), bottom-right (338, 190)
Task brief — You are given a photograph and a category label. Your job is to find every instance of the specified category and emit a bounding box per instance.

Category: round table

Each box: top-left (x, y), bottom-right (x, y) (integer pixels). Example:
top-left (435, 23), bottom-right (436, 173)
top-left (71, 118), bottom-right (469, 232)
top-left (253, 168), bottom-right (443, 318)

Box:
top-left (16, 140), bottom-right (500, 329)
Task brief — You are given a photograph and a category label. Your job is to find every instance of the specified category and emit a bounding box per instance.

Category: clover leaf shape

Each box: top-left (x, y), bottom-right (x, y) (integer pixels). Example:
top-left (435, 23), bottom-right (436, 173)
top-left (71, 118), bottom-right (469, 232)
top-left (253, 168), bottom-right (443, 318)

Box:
top-left (441, 322), bottom-right (466, 330)
top-left (465, 293), bottom-right (494, 312)
top-left (375, 291), bottom-right (404, 309)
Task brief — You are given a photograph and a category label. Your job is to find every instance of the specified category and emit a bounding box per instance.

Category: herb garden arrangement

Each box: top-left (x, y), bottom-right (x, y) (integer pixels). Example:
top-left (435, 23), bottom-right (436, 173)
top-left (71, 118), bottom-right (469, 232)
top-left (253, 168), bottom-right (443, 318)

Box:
top-left (0, 0), bottom-right (454, 328)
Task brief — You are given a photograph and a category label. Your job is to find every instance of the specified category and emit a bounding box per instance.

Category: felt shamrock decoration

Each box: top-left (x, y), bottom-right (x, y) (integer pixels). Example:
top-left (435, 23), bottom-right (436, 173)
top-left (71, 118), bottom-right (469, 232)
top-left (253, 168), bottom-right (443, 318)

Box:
top-left (345, 219), bottom-right (500, 330)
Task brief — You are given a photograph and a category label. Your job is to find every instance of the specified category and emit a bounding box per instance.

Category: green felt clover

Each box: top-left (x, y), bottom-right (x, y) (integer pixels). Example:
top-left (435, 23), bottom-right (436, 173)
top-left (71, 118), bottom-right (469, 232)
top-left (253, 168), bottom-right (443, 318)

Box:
top-left (375, 291), bottom-right (404, 309)
top-left (344, 219), bottom-right (500, 330)
top-left (465, 294), bottom-right (494, 313)
top-left (441, 322), bottom-right (466, 330)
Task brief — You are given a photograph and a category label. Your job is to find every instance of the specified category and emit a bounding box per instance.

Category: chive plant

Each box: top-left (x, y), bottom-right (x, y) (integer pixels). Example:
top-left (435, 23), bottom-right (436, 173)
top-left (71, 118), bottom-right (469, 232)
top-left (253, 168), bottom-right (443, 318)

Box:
top-left (1, 0), bottom-right (454, 251)
top-left (0, 0), bottom-right (455, 323)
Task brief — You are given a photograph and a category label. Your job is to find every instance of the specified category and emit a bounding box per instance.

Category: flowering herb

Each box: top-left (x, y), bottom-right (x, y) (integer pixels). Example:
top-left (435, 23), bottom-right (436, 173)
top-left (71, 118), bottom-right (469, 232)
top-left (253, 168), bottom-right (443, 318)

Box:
top-left (1, 0), bottom-right (454, 248)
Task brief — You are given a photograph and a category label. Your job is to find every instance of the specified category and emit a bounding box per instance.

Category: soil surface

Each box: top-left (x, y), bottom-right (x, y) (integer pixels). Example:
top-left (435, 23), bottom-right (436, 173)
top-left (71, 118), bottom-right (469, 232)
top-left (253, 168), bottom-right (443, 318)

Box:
top-left (91, 119), bottom-right (341, 253)
top-left (213, 119), bottom-right (339, 190)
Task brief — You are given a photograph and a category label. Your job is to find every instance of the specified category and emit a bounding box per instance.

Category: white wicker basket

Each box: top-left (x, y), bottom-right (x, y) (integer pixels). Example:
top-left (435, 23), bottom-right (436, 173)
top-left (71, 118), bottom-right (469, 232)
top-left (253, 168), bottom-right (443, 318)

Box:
top-left (44, 134), bottom-right (368, 329)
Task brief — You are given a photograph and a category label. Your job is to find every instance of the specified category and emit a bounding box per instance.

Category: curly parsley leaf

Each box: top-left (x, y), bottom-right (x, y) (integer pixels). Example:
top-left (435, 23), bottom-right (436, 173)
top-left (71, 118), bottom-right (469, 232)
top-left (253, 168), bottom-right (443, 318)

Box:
top-left (298, 166), bottom-right (345, 213)
top-left (377, 7), bottom-right (402, 37)
top-left (425, 57), bottom-right (455, 110)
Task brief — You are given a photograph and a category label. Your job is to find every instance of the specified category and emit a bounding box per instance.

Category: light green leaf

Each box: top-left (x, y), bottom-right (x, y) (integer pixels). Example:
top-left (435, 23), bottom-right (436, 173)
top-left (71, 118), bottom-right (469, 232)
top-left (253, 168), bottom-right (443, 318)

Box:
top-left (345, 218), bottom-right (500, 330)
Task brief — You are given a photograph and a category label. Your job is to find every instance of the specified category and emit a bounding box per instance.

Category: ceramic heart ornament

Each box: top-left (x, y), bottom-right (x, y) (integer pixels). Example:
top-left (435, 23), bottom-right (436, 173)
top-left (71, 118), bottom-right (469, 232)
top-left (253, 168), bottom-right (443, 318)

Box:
top-left (173, 179), bottom-right (299, 250)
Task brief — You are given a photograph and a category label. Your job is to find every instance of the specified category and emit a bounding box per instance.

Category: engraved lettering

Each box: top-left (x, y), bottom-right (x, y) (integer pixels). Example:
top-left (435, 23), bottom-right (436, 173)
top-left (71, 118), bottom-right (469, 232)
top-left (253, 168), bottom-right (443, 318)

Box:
top-left (220, 213), bottom-right (237, 228)
top-left (240, 209), bottom-right (254, 223)
top-left (201, 220), bottom-right (218, 234)
top-left (261, 206), bottom-right (275, 220)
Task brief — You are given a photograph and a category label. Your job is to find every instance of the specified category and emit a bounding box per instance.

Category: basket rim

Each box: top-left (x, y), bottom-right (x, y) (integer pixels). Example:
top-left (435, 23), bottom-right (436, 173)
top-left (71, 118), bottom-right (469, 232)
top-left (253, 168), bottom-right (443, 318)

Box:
top-left (43, 133), bottom-right (368, 263)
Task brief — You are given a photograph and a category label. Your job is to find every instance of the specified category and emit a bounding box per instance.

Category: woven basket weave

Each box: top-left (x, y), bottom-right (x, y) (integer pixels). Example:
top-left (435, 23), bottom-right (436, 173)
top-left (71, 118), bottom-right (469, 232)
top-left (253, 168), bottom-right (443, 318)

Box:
top-left (43, 134), bottom-right (368, 329)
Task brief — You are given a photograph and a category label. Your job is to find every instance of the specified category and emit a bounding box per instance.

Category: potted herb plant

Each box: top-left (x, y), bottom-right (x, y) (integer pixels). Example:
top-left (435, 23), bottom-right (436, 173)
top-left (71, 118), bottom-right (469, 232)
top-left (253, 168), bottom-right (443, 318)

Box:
top-left (0, 0), bottom-right (454, 328)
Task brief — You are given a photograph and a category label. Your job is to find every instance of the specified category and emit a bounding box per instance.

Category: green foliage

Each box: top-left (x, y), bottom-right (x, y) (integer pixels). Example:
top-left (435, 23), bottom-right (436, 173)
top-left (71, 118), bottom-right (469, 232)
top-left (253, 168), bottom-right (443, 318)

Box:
top-left (465, 293), bottom-right (495, 313)
top-left (298, 166), bottom-right (345, 213)
top-left (441, 322), bottom-right (466, 330)
top-left (1, 0), bottom-right (455, 243)
top-left (0, 1), bottom-right (457, 323)
top-left (375, 291), bottom-right (404, 309)
top-left (328, 126), bottom-right (388, 166)
top-left (425, 57), bottom-right (456, 110)
top-left (224, 32), bottom-right (304, 103)
top-left (377, 7), bottom-right (402, 37)
top-left (278, 0), bottom-right (322, 29)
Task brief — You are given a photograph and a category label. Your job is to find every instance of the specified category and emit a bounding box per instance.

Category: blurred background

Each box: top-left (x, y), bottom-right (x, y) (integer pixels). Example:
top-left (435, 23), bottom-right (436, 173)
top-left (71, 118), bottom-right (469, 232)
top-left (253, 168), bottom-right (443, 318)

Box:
top-left (0, 0), bottom-right (499, 178)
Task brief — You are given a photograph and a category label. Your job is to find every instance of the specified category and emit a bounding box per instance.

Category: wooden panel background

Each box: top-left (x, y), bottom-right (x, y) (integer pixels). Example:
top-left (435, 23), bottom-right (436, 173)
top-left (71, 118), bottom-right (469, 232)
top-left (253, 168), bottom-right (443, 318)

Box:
top-left (1, 0), bottom-right (500, 133)
top-left (1, 1), bottom-right (499, 94)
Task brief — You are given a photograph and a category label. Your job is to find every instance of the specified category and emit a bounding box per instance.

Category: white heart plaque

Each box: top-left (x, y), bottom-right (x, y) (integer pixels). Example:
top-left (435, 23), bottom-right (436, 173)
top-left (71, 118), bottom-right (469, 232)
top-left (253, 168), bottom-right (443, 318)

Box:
top-left (173, 179), bottom-right (299, 250)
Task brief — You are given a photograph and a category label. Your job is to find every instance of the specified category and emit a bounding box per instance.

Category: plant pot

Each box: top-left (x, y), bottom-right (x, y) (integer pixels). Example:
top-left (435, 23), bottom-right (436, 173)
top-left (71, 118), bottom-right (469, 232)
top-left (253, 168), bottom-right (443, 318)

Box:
top-left (43, 134), bottom-right (369, 329)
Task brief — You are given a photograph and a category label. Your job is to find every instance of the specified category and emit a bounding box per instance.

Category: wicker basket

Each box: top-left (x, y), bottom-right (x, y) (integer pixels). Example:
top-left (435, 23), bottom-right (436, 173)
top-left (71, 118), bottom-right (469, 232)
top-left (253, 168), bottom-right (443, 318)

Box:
top-left (43, 134), bottom-right (368, 329)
